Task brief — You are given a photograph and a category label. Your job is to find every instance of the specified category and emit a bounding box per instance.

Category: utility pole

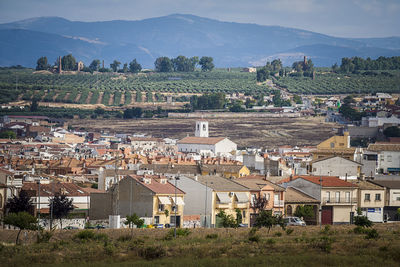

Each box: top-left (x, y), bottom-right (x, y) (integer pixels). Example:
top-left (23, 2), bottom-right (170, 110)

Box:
top-left (319, 174), bottom-right (322, 230)
top-left (50, 181), bottom-right (54, 230)
top-left (37, 179), bottom-right (41, 234)
top-left (174, 175), bottom-right (178, 238)
top-left (204, 181), bottom-right (208, 228)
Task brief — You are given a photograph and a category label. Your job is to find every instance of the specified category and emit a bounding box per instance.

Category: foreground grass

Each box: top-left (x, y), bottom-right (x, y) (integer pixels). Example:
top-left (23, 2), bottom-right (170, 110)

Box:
top-left (1, 224), bottom-right (400, 266)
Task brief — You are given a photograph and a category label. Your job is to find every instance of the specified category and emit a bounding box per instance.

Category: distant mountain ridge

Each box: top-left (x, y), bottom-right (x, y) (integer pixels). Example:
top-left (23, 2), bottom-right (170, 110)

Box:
top-left (1, 14), bottom-right (400, 68)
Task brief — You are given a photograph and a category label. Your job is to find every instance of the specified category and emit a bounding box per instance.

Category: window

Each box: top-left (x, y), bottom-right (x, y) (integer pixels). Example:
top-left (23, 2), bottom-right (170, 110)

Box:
top-left (335, 192), bottom-right (340, 203)
top-left (158, 204), bottom-right (165, 211)
top-left (172, 205), bottom-right (177, 212)
top-left (387, 155), bottom-right (392, 162)
top-left (375, 194), bottom-right (381, 201)
top-left (326, 192), bottom-right (331, 202)
top-left (365, 194), bottom-right (370, 201)
top-left (345, 192), bottom-right (350, 203)
top-left (154, 216), bottom-right (160, 224)
top-left (330, 142), bottom-right (335, 148)
top-left (251, 194), bottom-right (257, 205)
top-left (242, 210), bottom-right (246, 219)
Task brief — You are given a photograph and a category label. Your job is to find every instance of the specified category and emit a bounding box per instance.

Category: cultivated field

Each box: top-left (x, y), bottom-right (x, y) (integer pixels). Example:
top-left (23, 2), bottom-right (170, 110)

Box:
top-left (1, 223), bottom-right (399, 266)
top-left (69, 116), bottom-right (336, 148)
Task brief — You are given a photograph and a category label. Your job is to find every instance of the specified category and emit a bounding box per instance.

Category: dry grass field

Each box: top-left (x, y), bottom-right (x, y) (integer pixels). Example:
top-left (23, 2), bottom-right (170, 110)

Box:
top-left (69, 116), bottom-right (336, 148)
top-left (0, 223), bottom-right (399, 266)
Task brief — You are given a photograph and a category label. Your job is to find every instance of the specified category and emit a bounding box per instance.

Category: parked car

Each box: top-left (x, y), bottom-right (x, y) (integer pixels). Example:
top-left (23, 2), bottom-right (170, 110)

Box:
top-left (284, 216), bottom-right (306, 226)
top-left (63, 226), bottom-right (79, 230)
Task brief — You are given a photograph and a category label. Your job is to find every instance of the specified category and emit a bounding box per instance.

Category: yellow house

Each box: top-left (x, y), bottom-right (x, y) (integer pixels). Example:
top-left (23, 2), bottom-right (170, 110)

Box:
top-left (195, 175), bottom-right (251, 227)
top-left (201, 164), bottom-right (250, 178)
top-left (314, 132), bottom-right (355, 160)
top-left (90, 175), bottom-right (185, 227)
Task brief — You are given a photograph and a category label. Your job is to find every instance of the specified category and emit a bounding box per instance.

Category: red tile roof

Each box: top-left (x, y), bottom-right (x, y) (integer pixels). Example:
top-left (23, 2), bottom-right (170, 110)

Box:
top-left (279, 175), bottom-right (356, 187)
top-left (22, 182), bottom-right (89, 196)
top-left (129, 175), bottom-right (185, 195)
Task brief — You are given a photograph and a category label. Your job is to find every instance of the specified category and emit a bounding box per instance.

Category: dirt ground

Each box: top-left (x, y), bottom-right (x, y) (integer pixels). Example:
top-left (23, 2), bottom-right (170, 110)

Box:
top-left (70, 116), bottom-right (338, 148)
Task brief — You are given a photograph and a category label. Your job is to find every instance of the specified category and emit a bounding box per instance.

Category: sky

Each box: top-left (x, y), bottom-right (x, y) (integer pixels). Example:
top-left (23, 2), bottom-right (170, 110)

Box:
top-left (0, 0), bottom-right (400, 38)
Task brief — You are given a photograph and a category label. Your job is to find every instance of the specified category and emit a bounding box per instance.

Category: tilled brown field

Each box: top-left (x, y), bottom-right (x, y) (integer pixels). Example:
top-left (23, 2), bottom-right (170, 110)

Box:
top-left (70, 116), bottom-right (337, 148)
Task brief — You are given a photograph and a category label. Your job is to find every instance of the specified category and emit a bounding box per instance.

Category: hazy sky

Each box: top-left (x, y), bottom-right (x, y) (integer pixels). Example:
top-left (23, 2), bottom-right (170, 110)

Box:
top-left (1, 0), bottom-right (399, 38)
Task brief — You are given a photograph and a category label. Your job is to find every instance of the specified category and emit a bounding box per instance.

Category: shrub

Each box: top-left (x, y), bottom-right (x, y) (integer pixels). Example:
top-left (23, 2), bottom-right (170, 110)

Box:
top-left (274, 232), bottom-right (282, 237)
top-left (248, 235), bottom-right (260, 243)
top-left (164, 228), bottom-right (191, 240)
top-left (37, 229), bottom-right (54, 243)
top-left (117, 235), bottom-right (132, 242)
top-left (320, 225), bottom-right (332, 235)
top-left (353, 226), bottom-right (367, 234)
top-left (206, 233), bottom-right (218, 239)
top-left (286, 228), bottom-right (294, 235)
top-left (365, 229), bottom-right (379, 240)
top-left (309, 236), bottom-right (334, 253)
top-left (266, 238), bottom-right (276, 245)
top-left (354, 216), bottom-right (373, 228)
top-left (138, 245), bottom-right (166, 260)
top-left (74, 230), bottom-right (95, 240)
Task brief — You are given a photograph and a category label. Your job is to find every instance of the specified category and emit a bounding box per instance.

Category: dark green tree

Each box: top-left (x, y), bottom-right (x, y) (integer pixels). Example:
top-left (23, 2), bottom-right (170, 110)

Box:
top-left (199, 56), bottom-right (214, 71)
top-left (256, 67), bottom-right (269, 82)
top-left (61, 54), bottom-right (77, 71)
top-left (125, 213), bottom-right (144, 228)
top-left (254, 210), bottom-right (285, 232)
top-left (0, 130), bottom-right (16, 139)
top-left (36, 56), bottom-right (50, 70)
top-left (89, 59), bottom-right (101, 72)
top-left (216, 210), bottom-right (238, 228)
top-left (383, 126), bottom-right (400, 137)
top-left (50, 194), bottom-right (74, 229)
top-left (110, 60), bottom-right (121, 72)
top-left (5, 190), bottom-right (33, 214)
top-left (30, 98), bottom-right (39, 112)
top-left (293, 205), bottom-right (315, 219)
top-left (3, 212), bottom-right (38, 244)
top-left (123, 107), bottom-right (143, 119)
top-left (129, 59), bottom-right (142, 73)
top-left (154, 57), bottom-right (173, 72)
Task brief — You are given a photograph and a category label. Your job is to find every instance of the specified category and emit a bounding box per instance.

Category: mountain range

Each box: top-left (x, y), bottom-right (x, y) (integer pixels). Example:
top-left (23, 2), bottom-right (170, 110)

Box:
top-left (1, 14), bottom-right (400, 68)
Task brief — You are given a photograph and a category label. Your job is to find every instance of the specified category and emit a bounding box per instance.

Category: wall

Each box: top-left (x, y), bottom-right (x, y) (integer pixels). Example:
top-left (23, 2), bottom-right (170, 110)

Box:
top-left (215, 138), bottom-right (237, 154)
top-left (90, 193), bottom-right (112, 220)
top-left (175, 176), bottom-right (213, 227)
top-left (333, 206), bottom-right (352, 224)
top-left (312, 157), bottom-right (360, 178)
top-left (117, 178), bottom-right (154, 219)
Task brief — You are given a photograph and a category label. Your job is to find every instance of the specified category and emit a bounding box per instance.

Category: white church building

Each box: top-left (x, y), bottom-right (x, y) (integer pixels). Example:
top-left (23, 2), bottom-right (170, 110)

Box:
top-left (177, 121), bottom-right (237, 156)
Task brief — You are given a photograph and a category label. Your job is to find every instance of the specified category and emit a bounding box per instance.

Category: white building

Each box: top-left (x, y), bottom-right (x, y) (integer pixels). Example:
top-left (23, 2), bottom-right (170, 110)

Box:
top-left (177, 121), bottom-right (237, 156)
top-left (311, 156), bottom-right (362, 179)
top-left (368, 143), bottom-right (400, 174)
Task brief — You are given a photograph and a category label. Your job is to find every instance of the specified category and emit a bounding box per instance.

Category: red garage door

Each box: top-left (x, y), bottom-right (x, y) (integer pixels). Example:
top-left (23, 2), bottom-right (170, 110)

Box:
top-left (321, 206), bottom-right (333, 225)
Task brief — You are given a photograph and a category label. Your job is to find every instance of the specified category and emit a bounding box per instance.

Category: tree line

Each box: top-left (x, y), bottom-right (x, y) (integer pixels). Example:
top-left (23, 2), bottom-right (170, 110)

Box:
top-left (337, 56), bottom-right (400, 73)
top-left (154, 56), bottom-right (214, 72)
top-left (36, 54), bottom-right (214, 73)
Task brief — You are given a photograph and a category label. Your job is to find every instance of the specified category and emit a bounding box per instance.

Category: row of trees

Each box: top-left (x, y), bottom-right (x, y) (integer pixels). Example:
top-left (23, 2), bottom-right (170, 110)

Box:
top-left (36, 55), bottom-right (142, 73)
top-left (339, 56), bottom-right (400, 73)
top-left (189, 92), bottom-right (225, 110)
top-left (4, 191), bottom-right (74, 244)
top-left (154, 56), bottom-right (214, 72)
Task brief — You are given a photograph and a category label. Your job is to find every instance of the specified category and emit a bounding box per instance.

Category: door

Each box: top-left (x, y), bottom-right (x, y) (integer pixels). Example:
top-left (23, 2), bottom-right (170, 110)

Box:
top-left (321, 206), bottom-right (333, 225)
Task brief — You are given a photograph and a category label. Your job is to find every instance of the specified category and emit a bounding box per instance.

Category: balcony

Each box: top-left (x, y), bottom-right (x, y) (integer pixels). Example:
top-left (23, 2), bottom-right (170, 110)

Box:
top-left (216, 201), bottom-right (230, 208)
top-left (273, 200), bottom-right (284, 207)
top-left (322, 198), bottom-right (357, 205)
top-left (234, 202), bottom-right (248, 209)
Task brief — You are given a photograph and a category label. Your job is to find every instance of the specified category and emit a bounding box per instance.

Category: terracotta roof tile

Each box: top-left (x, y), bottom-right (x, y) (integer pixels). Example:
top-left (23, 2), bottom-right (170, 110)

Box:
top-left (279, 175), bottom-right (356, 188)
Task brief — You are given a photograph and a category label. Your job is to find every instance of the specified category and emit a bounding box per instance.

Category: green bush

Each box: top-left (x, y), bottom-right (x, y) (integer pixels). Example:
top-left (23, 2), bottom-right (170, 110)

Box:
top-left (206, 233), bottom-right (218, 239)
top-left (309, 236), bottom-right (334, 253)
top-left (248, 235), bottom-right (260, 243)
top-left (266, 238), bottom-right (276, 245)
top-left (274, 232), bottom-right (282, 237)
top-left (138, 245), bottom-right (166, 260)
top-left (74, 230), bottom-right (95, 240)
top-left (353, 226), bottom-right (367, 234)
top-left (286, 228), bottom-right (294, 235)
top-left (365, 229), bottom-right (379, 240)
top-left (354, 216), bottom-right (373, 228)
